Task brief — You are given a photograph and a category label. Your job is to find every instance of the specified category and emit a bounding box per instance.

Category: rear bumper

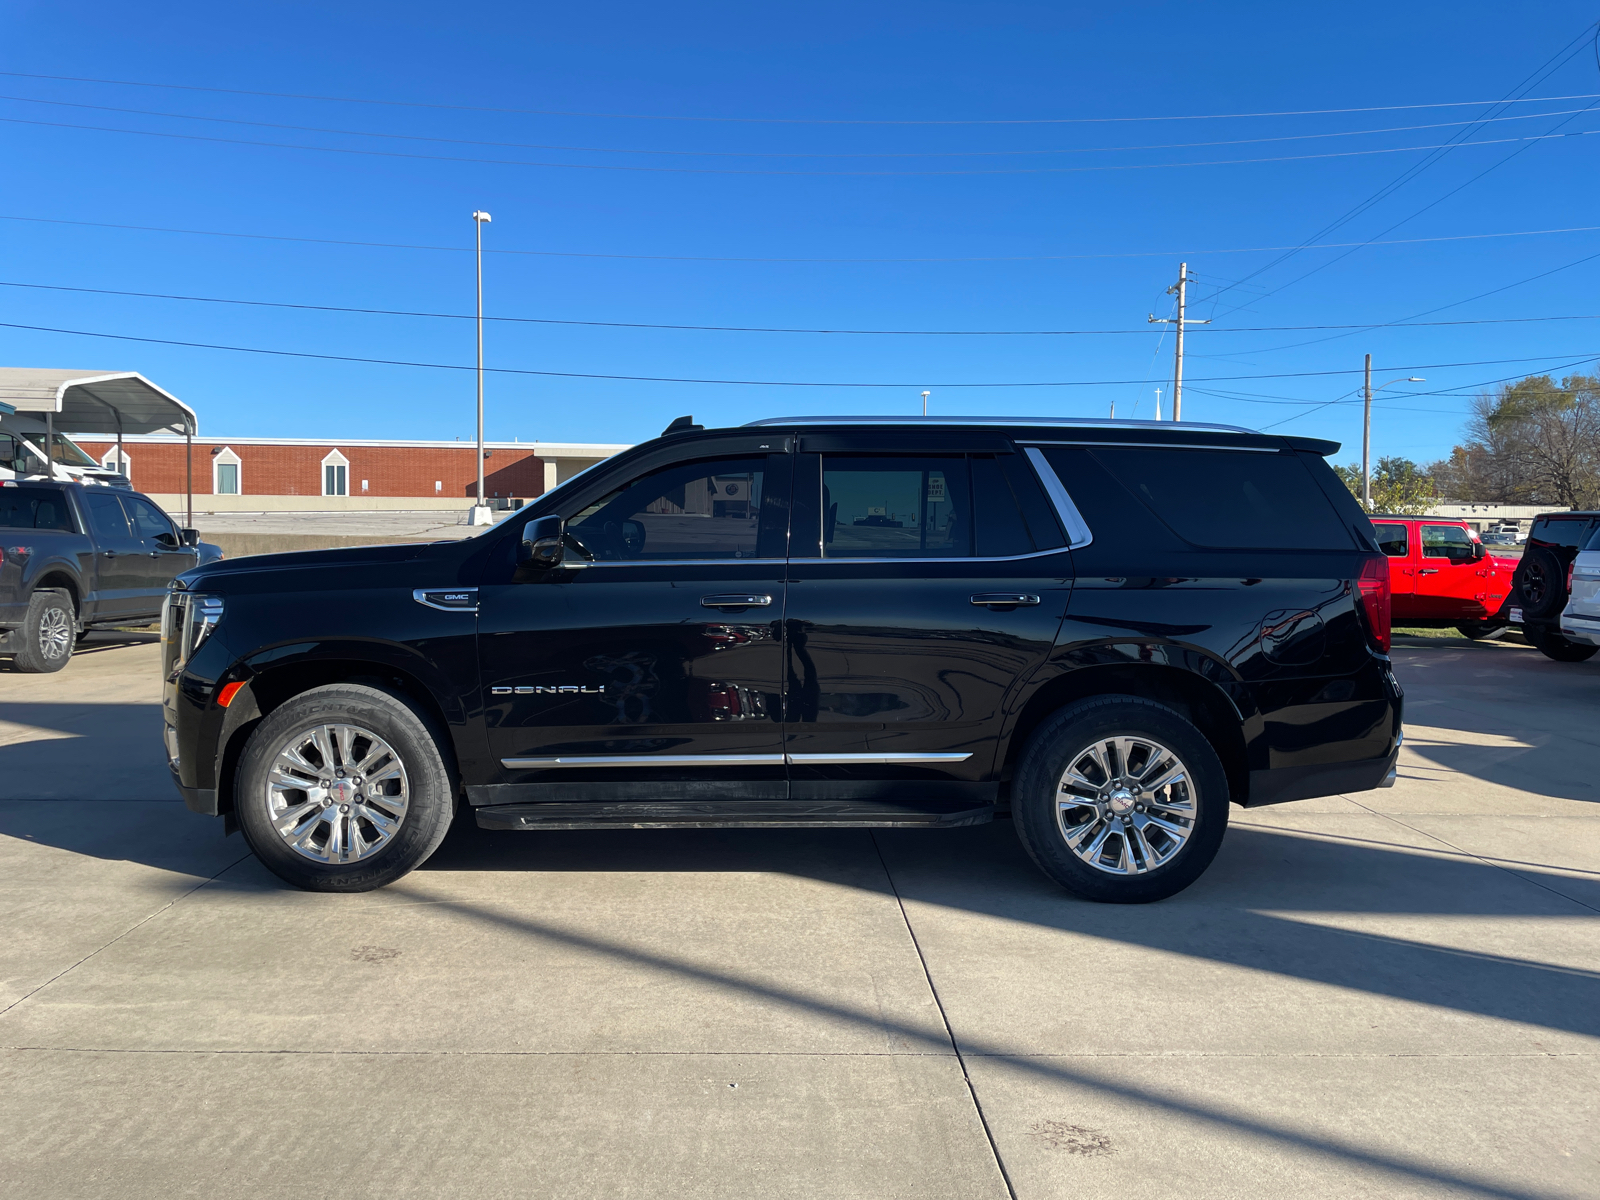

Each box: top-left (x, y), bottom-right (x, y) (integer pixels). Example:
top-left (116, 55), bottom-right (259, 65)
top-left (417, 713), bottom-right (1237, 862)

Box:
top-left (1558, 609), bottom-right (1600, 646)
top-left (1245, 743), bottom-right (1400, 807)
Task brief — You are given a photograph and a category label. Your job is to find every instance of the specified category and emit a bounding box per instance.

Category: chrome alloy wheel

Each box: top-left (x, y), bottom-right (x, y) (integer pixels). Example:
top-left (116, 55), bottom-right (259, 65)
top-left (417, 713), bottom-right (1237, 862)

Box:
top-left (265, 724), bottom-right (410, 863)
top-left (1055, 735), bottom-right (1196, 875)
top-left (38, 606), bottom-right (72, 661)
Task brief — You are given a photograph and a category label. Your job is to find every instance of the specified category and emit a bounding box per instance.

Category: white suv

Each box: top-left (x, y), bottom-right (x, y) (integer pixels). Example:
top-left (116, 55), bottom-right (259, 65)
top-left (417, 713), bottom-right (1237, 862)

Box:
top-left (1560, 525), bottom-right (1600, 648)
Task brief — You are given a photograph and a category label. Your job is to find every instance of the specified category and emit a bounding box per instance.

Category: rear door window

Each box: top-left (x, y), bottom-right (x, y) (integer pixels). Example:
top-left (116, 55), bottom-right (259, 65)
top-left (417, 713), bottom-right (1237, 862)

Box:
top-left (1372, 523), bottom-right (1409, 557)
top-left (823, 456), bottom-right (970, 558)
top-left (1086, 447), bottom-right (1355, 550)
top-left (82, 491), bottom-right (133, 540)
top-left (0, 486), bottom-right (76, 532)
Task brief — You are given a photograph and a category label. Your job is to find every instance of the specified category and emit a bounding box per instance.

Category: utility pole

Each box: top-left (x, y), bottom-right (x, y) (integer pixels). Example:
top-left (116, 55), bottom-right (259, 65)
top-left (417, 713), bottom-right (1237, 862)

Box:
top-left (1148, 263), bottom-right (1210, 421)
top-left (469, 210), bottom-right (493, 525)
top-left (1362, 353), bottom-right (1373, 511)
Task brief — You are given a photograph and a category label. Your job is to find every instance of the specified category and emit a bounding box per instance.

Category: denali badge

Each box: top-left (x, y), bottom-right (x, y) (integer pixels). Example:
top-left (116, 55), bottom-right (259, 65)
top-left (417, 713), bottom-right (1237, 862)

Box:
top-left (490, 684), bottom-right (607, 695)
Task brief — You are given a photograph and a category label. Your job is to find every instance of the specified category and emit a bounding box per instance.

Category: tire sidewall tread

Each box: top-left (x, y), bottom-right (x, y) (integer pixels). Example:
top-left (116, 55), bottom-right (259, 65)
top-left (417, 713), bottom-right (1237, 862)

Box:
top-left (236, 683), bottom-right (455, 892)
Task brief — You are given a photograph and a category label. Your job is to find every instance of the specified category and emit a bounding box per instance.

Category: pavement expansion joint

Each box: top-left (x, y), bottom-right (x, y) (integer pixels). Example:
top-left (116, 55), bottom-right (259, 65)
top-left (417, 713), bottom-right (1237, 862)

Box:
top-left (0, 850), bottom-right (252, 1020)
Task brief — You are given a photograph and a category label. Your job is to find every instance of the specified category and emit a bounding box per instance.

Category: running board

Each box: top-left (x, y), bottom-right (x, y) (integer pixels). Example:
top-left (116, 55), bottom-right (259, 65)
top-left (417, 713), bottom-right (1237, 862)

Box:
top-left (475, 799), bottom-right (996, 831)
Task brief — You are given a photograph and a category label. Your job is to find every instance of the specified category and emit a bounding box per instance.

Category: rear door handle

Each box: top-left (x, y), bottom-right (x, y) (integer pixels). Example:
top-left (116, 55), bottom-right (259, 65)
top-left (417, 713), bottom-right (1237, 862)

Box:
top-left (971, 593), bottom-right (1041, 607)
top-left (701, 594), bottom-right (773, 608)
top-left (1418, 569), bottom-right (1439, 575)
top-left (101, 550), bottom-right (116, 558)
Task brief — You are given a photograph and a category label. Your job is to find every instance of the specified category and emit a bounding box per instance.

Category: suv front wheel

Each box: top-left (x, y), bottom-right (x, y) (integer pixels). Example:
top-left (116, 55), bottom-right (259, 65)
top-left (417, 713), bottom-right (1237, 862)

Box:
top-left (235, 684), bottom-right (457, 892)
top-left (1013, 696), bottom-right (1230, 903)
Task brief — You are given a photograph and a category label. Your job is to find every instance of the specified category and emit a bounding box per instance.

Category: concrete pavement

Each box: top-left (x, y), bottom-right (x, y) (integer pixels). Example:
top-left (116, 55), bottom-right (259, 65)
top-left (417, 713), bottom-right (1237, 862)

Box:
top-left (0, 633), bottom-right (1595, 1198)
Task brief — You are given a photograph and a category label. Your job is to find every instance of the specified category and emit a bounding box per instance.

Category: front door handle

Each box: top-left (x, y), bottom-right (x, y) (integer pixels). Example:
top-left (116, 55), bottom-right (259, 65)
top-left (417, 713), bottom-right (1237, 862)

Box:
top-left (701, 594), bottom-right (773, 608)
top-left (972, 593), bottom-right (1041, 607)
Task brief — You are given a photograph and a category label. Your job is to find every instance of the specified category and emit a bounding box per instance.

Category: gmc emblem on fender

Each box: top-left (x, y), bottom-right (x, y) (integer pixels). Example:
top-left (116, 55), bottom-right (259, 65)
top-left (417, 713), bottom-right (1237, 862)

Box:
top-left (490, 685), bottom-right (607, 695)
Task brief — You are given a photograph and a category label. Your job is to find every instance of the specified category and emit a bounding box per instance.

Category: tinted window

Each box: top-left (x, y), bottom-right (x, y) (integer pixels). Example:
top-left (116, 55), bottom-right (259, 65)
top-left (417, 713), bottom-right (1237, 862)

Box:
top-left (971, 455), bottom-right (1034, 557)
top-left (1583, 524), bottom-right (1600, 552)
top-left (568, 455), bottom-right (774, 560)
top-left (83, 491), bottom-right (132, 540)
top-left (1372, 523), bottom-right (1409, 557)
top-left (1533, 517), bottom-right (1592, 551)
top-left (823, 456), bottom-right (970, 558)
top-left (1088, 447), bottom-right (1354, 550)
top-left (0, 486), bottom-right (75, 532)
top-left (125, 495), bottom-right (175, 541)
top-left (1421, 524), bottom-right (1474, 561)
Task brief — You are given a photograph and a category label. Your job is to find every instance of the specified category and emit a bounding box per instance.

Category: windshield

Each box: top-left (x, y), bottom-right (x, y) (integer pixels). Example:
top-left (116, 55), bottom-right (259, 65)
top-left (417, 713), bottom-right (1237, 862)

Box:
top-left (44, 434), bottom-right (100, 467)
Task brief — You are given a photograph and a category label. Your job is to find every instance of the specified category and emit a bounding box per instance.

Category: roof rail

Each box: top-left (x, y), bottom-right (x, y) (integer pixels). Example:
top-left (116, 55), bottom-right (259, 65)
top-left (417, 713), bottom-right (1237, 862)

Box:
top-left (741, 415), bottom-right (1257, 435)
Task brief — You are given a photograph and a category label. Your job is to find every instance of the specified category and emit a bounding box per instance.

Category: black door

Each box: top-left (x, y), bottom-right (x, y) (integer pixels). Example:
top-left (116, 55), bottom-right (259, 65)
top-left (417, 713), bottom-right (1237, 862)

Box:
top-left (476, 440), bottom-right (792, 803)
top-left (782, 434), bottom-right (1072, 807)
top-left (121, 492), bottom-right (199, 618)
top-left (78, 490), bottom-right (146, 620)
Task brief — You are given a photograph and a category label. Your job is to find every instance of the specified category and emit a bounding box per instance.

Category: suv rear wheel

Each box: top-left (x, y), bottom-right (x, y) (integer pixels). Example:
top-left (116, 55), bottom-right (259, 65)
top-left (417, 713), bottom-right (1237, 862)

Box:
top-left (12, 589), bottom-right (75, 674)
top-left (1013, 696), bottom-right (1229, 903)
top-left (1526, 626), bottom-right (1600, 663)
top-left (235, 684), bottom-right (456, 892)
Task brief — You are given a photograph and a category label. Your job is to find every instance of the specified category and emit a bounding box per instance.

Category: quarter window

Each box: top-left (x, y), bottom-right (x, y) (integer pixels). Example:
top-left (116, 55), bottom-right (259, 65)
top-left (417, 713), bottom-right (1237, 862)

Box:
top-left (1372, 523), bottom-right (1409, 557)
top-left (567, 455), bottom-right (775, 561)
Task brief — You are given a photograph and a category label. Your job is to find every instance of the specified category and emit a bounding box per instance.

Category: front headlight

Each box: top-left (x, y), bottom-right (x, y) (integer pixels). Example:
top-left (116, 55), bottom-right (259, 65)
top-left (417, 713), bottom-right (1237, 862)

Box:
top-left (163, 592), bottom-right (224, 672)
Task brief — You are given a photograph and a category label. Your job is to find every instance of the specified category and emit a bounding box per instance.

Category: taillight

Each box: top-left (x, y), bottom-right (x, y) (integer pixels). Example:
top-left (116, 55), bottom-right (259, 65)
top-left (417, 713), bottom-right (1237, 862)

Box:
top-left (1357, 556), bottom-right (1391, 654)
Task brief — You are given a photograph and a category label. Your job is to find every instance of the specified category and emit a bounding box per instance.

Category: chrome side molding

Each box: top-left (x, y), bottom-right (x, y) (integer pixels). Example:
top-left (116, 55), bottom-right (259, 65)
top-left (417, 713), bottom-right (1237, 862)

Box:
top-left (502, 751), bottom-right (973, 770)
top-left (1022, 447), bottom-right (1093, 549)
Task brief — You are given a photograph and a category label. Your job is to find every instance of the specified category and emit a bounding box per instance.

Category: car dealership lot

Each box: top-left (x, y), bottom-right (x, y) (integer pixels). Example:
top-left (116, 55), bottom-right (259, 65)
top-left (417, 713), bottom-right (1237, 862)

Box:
top-left (1, 634), bottom-right (1595, 1199)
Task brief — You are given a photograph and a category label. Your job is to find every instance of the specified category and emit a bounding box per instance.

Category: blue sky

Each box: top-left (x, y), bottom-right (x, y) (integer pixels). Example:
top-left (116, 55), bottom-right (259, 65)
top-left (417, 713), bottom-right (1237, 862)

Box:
top-left (3, 2), bottom-right (1600, 466)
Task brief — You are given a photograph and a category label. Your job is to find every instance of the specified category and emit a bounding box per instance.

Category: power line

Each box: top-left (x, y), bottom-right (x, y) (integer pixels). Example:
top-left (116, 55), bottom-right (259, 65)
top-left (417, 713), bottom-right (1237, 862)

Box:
top-left (6, 212), bottom-right (1600, 265)
top-left (0, 317), bottom-right (1591, 388)
top-left (1203, 22), bottom-right (1600, 308)
top-left (5, 69), bottom-right (1597, 125)
top-left (6, 113), bottom-right (1597, 177)
top-left (3, 91), bottom-right (1595, 159)
top-left (12, 277), bottom-right (1600, 336)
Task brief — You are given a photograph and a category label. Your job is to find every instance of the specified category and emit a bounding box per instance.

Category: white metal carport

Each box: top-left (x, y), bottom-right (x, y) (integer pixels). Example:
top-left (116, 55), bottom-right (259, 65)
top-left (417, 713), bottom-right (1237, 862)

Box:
top-left (0, 368), bottom-right (200, 525)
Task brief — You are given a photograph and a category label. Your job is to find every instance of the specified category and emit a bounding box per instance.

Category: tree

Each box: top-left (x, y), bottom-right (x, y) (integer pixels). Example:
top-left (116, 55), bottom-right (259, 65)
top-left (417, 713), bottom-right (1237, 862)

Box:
top-left (1431, 372), bottom-right (1600, 507)
top-left (1333, 457), bottom-right (1435, 514)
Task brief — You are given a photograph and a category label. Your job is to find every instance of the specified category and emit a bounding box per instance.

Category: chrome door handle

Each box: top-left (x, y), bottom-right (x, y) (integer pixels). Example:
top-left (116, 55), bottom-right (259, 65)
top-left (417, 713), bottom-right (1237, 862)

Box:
top-left (971, 593), bottom-right (1040, 607)
top-left (701, 594), bottom-right (772, 608)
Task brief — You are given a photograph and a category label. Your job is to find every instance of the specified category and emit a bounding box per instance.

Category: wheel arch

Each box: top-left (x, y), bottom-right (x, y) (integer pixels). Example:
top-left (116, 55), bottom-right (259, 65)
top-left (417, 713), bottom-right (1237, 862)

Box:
top-left (31, 567), bottom-right (81, 616)
top-left (1001, 662), bottom-right (1250, 805)
top-left (214, 655), bottom-right (462, 818)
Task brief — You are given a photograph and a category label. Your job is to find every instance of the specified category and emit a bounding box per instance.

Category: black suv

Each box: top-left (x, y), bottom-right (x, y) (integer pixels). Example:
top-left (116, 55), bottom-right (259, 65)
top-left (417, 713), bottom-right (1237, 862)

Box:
top-left (1513, 511), bottom-right (1600, 662)
top-left (163, 417), bottom-right (1402, 903)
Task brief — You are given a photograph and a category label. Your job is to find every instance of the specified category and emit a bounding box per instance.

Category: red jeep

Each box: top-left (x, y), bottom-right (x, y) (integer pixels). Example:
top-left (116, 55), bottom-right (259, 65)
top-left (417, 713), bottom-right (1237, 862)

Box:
top-left (1370, 516), bottom-right (1518, 639)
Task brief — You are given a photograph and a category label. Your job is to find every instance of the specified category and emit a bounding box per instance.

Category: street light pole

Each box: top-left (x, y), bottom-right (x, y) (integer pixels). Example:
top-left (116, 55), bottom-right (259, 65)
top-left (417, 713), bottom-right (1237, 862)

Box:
top-left (1363, 353), bottom-right (1372, 510)
top-left (921, 390), bottom-right (930, 416)
top-left (470, 211), bottom-right (493, 525)
top-left (1361, 361), bottom-right (1427, 511)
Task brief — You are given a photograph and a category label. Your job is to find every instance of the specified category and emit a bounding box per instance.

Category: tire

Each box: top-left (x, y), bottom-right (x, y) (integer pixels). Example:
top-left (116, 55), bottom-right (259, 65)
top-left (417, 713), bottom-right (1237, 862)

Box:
top-left (1012, 695), bottom-right (1230, 904)
top-left (235, 683), bottom-right (456, 892)
top-left (1526, 626), bottom-right (1600, 663)
top-left (12, 589), bottom-right (76, 674)
top-left (1456, 621), bottom-right (1508, 641)
top-left (1515, 546), bottom-right (1566, 619)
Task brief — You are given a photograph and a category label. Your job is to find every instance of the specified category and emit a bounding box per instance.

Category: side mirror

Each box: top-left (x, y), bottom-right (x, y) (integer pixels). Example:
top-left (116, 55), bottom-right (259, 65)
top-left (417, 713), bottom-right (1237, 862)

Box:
top-left (519, 515), bottom-right (566, 569)
top-left (1471, 540), bottom-right (1486, 561)
top-left (181, 528), bottom-right (201, 547)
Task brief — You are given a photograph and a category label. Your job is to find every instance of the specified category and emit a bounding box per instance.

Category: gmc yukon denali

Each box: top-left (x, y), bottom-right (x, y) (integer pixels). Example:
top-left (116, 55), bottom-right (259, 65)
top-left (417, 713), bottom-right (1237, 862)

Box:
top-left (162, 417), bottom-right (1403, 903)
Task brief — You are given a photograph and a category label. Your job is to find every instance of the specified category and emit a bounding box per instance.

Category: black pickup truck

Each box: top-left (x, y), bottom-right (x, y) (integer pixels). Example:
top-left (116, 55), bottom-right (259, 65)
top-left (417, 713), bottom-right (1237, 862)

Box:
top-left (163, 415), bottom-right (1403, 903)
top-left (0, 479), bottom-right (220, 672)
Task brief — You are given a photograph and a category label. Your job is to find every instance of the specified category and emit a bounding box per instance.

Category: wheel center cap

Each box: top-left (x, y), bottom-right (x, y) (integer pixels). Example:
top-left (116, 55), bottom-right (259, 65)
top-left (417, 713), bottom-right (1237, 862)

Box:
top-left (1107, 787), bottom-right (1137, 815)
top-left (328, 779), bottom-right (357, 804)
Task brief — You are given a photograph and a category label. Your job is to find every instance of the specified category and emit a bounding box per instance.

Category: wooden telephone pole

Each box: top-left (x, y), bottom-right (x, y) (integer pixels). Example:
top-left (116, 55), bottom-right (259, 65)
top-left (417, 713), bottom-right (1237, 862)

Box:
top-left (1148, 263), bottom-right (1210, 420)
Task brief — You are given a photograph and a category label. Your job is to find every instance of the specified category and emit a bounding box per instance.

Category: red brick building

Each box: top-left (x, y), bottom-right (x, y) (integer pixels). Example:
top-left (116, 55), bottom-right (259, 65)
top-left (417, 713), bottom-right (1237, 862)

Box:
top-left (73, 435), bottom-right (628, 505)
